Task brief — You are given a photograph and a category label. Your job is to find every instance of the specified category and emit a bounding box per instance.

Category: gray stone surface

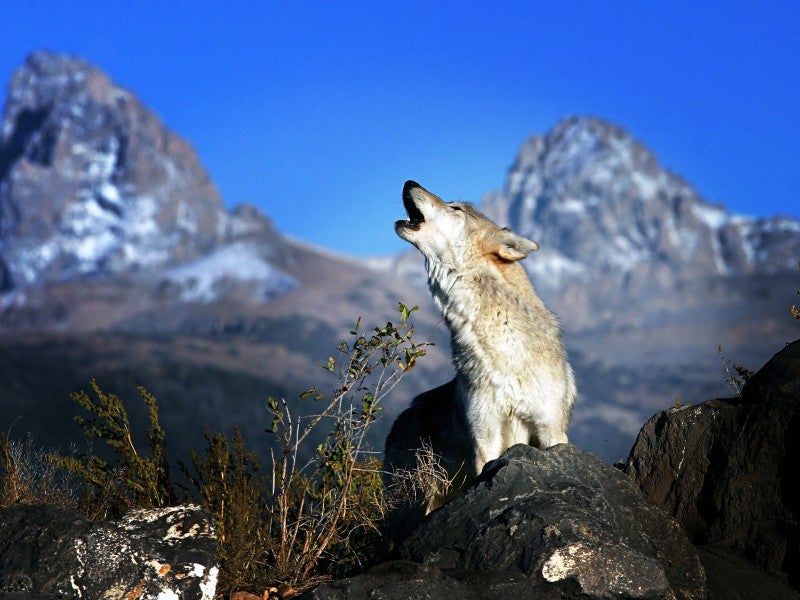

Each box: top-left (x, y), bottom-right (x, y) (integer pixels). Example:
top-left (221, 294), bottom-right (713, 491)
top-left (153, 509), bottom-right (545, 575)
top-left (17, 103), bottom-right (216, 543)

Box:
top-left (0, 503), bottom-right (218, 599)
top-left (399, 443), bottom-right (705, 600)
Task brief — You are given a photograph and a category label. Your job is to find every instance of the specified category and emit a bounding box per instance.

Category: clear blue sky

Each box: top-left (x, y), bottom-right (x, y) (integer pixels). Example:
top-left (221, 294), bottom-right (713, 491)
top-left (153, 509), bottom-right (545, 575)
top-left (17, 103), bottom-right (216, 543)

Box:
top-left (2, 1), bottom-right (798, 257)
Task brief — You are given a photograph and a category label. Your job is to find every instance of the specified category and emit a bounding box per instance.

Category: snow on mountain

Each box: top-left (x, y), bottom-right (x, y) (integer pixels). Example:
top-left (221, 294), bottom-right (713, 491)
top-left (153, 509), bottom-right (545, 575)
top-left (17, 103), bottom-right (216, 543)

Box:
top-left (161, 241), bottom-right (298, 304)
top-left (0, 51), bottom-right (305, 313)
top-left (482, 116), bottom-right (800, 290)
top-left (0, 51), bottom-right (229, 290)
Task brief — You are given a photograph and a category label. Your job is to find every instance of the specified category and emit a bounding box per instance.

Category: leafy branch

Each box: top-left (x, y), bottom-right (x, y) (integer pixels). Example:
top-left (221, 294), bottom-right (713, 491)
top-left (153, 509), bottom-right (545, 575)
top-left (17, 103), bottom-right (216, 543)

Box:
top-left (264, 302), bottom-right (428, 587)
top-left (49, 379), bottom-right (175, 517)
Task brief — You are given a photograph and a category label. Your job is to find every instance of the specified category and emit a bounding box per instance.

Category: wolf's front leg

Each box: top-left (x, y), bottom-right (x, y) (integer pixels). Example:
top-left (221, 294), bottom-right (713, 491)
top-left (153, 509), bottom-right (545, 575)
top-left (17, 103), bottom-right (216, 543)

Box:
top-left (535, 421), bottom-right (569, 448)
top-left (472, 429), bottom-right (504, 476)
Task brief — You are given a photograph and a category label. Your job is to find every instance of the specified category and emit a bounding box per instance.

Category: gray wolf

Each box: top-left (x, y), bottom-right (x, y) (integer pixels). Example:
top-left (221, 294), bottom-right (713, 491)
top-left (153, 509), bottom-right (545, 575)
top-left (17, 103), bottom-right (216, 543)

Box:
top-left (383, 180), bottom-right (576, 541)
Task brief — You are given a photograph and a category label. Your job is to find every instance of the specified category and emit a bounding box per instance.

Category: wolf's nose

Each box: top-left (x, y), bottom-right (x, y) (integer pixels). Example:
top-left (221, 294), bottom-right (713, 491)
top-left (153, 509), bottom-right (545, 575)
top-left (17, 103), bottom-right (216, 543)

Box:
top-left (404, 180), bottom-right (421, 194)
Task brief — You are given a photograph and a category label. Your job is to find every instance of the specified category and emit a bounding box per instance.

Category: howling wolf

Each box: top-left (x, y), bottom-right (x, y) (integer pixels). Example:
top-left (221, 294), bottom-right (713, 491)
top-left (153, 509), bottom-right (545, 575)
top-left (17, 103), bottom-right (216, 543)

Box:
top-left (383, 180), bottom-right (576, 540)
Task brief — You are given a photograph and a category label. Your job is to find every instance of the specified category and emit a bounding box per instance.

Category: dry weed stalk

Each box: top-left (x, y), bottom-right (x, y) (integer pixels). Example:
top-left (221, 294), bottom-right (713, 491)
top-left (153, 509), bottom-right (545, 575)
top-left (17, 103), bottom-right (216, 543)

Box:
top-left (718, 345), bottom-right (754, 397)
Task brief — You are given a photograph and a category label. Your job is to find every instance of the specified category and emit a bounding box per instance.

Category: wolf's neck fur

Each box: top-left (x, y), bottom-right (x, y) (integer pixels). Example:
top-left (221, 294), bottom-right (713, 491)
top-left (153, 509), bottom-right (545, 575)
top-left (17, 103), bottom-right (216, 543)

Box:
top-left (425, 256), bottom-right (559, 384)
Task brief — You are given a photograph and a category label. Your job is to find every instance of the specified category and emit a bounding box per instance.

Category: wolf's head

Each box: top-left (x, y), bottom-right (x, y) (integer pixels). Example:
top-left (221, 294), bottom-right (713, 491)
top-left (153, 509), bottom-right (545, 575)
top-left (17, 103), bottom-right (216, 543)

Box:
top-left (395, 180), bottom-right (539, 270)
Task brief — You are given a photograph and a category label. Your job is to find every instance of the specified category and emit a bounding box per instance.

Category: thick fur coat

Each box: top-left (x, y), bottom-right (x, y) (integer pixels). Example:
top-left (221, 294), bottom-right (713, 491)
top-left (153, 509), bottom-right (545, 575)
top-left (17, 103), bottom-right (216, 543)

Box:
top-left (383, 180), bottom-right (576, 541)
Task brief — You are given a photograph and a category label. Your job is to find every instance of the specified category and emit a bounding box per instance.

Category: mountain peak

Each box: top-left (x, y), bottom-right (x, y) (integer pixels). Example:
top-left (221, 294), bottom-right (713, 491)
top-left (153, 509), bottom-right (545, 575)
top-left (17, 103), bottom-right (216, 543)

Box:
top-left (484, 116), bottom-right (800, 289)
top-left (503, 116), bottom-right (668, 215)
top-left (0, 51), bottom-right (228, 288)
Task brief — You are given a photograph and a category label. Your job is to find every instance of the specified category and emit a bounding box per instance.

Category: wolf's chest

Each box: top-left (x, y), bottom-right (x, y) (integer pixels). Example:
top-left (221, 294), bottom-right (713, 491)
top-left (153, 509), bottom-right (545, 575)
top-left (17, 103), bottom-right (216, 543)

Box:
top-left (450, 302), bottom-right (532, 358)
top-left (451, 322), bottom-right (536, 387)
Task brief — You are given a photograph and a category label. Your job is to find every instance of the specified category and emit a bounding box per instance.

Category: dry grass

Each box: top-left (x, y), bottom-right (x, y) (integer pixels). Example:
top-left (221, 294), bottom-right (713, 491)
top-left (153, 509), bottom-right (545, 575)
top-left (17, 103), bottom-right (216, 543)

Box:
top-left (184, 303), bottom-right (430, 596)
top-left (0, 432), bottom-right (78, 509)
top-left (384, 440), bottom-right (458, 514)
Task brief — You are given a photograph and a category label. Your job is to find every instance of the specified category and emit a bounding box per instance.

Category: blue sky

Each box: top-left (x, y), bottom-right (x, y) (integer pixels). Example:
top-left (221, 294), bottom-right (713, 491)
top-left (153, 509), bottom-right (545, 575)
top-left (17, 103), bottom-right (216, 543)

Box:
top-left (2, 1), bottom-right (798, 257)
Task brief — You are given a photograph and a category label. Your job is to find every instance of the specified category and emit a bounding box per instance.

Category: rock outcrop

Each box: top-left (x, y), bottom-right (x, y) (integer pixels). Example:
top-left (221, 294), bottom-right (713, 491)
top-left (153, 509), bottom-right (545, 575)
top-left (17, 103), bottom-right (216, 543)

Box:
top-left (0, 503), bottom-right (218, 599)
top-left (624, 338), bottom-right (800, 599)
top-left (310, 444), bottom-right (705, 600)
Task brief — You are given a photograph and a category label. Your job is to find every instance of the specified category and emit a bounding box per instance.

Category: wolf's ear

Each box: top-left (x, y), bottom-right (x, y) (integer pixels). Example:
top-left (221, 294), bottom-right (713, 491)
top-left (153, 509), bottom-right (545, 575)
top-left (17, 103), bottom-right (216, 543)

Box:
top-left (492, 229), bottom-right (540, 262)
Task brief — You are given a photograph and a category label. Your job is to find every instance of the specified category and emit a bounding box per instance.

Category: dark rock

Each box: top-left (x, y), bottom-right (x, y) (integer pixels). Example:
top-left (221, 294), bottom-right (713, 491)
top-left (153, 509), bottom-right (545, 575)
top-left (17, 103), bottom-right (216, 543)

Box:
top-left (0, 595), bottom-right (63, 600)
top-left (298, 560), bottom-right (567, 600)
top-left (383, 379), bottom-right (474, 546)
top-left (0, 503), bottom-right (218, 599)
top-left (399, 443), bottom-right (705, 600)
top-left (298, 561), bottom-right (479, 600)
top-left (698, 545), bottom-right (800, 600)
top-left (624, 338), bottom-right (800, 595)
top-left (742, 338), bottom-right (800, 403)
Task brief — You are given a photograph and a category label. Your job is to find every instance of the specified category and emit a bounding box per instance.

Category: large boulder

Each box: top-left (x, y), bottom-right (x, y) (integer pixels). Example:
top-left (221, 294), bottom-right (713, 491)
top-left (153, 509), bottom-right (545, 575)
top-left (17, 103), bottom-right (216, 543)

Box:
top-left (624, 338), bottom-right (800, 598)
top-left (306, 443), bottom-right (705, 599)
top-left (0, 503), bottom-right (218, 599)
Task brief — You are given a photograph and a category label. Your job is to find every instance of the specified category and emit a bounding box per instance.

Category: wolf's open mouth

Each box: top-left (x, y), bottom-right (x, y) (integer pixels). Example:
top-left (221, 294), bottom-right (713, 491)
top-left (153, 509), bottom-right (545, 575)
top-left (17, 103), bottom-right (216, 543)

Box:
top-left (403, 195), bottom-right (425, 227)
top-left (402, 180), bottom-right (425, 229)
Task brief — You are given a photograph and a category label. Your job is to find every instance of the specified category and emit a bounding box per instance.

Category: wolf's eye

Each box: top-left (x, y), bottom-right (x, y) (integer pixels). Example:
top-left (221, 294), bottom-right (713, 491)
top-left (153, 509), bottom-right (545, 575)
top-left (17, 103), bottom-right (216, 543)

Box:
top-left (449, 205), bottom-right (463, 212)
